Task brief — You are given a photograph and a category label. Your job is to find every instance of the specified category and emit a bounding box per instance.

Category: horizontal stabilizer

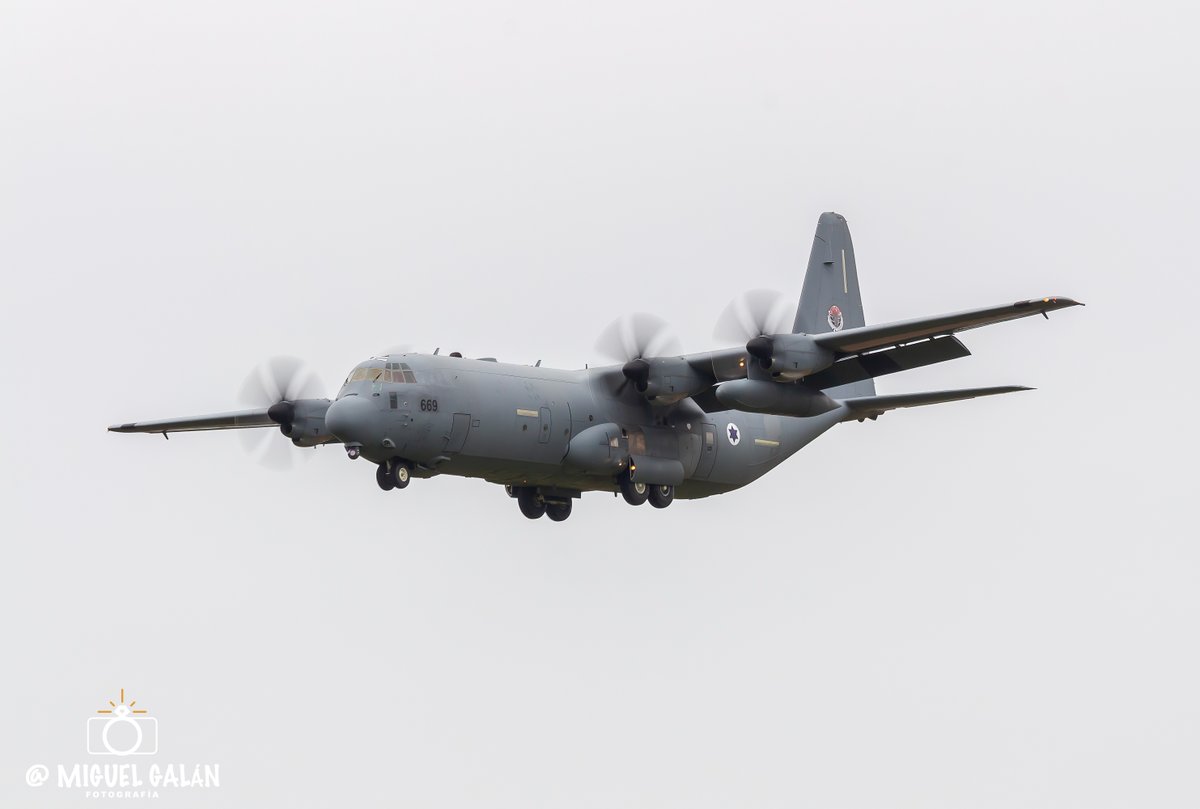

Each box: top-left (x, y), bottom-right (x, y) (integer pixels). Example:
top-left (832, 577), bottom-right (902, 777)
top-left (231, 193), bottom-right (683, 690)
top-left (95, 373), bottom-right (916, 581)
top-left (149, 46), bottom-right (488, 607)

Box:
top-left (805, 336), bottom-right (970, 390)
top-left (815, 297), bottom-right (1082, 355)
top-left (840, 386), bottom-right (1032, 422)
top-left (109, 408), bottom-right (273, 434)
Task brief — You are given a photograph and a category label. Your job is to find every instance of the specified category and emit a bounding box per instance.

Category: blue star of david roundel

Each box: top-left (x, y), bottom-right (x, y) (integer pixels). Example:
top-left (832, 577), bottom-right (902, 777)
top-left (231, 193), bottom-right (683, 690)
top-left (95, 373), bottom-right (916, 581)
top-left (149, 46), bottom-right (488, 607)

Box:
top-left (726, 422), bottom-right (741, 446)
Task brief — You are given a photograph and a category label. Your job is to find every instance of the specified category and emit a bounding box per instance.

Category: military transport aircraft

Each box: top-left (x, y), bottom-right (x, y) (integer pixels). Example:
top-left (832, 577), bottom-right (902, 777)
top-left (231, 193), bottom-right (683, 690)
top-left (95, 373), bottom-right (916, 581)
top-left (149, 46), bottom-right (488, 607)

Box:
top-left (110, 213), bottom-right (1080, 521)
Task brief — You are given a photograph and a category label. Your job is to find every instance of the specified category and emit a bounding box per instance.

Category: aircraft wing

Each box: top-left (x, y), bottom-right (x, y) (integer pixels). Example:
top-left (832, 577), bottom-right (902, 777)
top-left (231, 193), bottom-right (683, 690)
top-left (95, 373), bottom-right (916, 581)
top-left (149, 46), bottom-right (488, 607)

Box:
top-left (814, 296), bottom-right (1082, 355)
top-left (108, 409), bottom-right (274, 435)
top-left (839, 386), bottom-right (1031, 421)
top-left (684, 348), bottom-right (750, 382)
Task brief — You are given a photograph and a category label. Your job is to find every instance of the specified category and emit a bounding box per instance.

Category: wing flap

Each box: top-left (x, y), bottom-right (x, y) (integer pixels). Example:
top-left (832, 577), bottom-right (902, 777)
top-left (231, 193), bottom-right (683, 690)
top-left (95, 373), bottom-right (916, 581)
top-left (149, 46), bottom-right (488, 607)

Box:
top-left (815, 296), bottom-right (1082, 355)
top-left (805, 335), bottom-right (970, 390)
top-left (108, 408), bottom-right (274, 434)
top-left (840, 386), bottom-right (1032, 422)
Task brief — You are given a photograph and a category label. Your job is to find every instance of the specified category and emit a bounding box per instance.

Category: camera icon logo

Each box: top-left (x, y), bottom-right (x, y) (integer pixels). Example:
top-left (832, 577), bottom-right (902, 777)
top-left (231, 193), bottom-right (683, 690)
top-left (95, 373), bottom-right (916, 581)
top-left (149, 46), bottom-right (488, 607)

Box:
top-left (86, 689), bottom-right (158, 756)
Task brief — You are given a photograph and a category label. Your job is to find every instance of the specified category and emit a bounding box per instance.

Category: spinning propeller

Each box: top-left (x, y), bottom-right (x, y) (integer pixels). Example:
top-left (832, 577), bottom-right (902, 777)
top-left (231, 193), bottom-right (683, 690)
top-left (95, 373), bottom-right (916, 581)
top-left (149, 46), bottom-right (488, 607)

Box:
top-left (595, 313), bottom-right (682, 394)
top-left (714, 289), bottom-right (794, 369)
top-left (237, 355), bottom-right (325, 469)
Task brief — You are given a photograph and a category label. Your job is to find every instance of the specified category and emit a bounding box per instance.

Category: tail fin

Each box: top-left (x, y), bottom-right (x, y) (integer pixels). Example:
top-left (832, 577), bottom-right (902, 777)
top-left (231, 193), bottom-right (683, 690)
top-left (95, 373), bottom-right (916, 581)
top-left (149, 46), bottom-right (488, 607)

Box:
top-left (795, 212), bottom-right (874, 397)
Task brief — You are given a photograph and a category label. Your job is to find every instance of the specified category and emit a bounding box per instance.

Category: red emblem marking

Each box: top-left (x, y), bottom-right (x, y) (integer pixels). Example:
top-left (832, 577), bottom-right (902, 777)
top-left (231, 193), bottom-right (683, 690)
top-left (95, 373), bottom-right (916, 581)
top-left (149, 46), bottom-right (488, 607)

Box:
top-left (827, 305), bottom-right (844, 331)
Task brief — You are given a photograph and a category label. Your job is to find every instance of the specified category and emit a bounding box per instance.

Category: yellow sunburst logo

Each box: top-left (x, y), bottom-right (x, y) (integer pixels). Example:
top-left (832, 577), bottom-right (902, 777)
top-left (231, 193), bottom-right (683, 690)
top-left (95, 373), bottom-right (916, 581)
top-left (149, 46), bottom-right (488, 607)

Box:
top-left (96, 688), bottom-right (148, 717)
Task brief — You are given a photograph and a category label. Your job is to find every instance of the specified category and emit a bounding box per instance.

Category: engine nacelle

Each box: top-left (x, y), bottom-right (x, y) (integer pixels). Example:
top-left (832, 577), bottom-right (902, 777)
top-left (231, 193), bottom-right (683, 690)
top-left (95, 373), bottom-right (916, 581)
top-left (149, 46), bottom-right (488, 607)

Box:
top-left (746, 334), bottom-right (835, 380)
top-left (770, 334), bottom-right (835, 379)
top-left (621, 357), bottom-right (713, 403)
top-left (714, 379), bottom-right (838, 417)
top-left (269, 398), bottom-right (334, 447)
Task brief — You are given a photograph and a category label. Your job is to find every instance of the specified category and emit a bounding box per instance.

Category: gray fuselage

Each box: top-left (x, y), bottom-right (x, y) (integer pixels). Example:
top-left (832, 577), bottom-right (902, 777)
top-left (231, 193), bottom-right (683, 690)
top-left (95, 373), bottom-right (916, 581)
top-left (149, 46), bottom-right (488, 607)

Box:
top-left (328, 353), bottom-right (846, 499)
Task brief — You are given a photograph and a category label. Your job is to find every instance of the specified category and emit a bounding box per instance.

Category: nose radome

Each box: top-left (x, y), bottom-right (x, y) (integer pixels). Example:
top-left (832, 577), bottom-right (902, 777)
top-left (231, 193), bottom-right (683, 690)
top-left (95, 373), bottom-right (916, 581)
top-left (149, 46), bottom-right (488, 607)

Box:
top-left (325, 395), bottom-right (375, 443)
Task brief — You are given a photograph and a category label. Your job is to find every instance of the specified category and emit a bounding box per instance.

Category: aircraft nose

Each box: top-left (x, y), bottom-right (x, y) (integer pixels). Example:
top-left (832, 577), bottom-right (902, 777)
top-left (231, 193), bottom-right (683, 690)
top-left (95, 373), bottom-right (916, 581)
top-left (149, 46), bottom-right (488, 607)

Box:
top-left (325, 395), bottom-right (375, 444)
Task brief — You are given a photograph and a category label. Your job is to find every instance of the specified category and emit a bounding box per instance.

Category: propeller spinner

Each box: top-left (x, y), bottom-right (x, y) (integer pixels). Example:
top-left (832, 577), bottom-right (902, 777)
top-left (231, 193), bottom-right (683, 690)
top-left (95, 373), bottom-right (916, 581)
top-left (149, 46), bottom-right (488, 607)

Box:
top-left (595, 313), bottom-right (682, 393)
top-left (237, 355), bottom-right (325, 469)
top-left (714, 289), bottom-right (794, 370)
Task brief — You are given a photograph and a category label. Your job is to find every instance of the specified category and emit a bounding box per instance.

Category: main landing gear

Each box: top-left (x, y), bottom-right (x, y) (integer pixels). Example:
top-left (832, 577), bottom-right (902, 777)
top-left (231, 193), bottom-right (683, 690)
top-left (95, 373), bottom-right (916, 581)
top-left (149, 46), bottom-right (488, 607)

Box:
top-left (617, 470), bottom-right (674, 508)
top-left (507, 485), bottom-right (574, 521)
top-left (376, 458), bottom-right (411, 491)
top-left (647, 484), bottom-right (674, 509)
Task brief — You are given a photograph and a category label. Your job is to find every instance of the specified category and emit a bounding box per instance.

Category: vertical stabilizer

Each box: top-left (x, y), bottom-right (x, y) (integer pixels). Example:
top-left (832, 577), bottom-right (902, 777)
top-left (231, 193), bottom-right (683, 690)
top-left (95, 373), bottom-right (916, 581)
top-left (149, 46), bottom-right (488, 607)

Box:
top-left (795, 212), bottom-right (875, 398)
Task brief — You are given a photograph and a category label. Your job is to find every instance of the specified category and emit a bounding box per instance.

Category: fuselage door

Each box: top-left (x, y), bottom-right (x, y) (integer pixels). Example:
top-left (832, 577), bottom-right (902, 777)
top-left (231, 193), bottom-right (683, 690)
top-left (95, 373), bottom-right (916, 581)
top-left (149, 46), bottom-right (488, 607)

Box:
top-left (536, 401), bottom-right (571, 459)
top-left (694, 422), bottom-right (718, 479)
top-left (446, 412), bottom-right (471, 453)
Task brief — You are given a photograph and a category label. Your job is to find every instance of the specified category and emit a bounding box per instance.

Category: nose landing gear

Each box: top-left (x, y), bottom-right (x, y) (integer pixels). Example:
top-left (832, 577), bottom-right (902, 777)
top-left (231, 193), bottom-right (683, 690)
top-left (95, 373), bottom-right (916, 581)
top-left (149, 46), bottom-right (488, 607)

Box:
top-left (376, 458), bottom-right (412, 491)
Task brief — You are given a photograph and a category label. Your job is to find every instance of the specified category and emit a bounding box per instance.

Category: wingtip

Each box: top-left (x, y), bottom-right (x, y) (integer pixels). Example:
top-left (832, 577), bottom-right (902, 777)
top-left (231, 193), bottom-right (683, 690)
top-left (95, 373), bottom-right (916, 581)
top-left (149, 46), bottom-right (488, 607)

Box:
top-left (1046, 296), bottom-right (1084, 307)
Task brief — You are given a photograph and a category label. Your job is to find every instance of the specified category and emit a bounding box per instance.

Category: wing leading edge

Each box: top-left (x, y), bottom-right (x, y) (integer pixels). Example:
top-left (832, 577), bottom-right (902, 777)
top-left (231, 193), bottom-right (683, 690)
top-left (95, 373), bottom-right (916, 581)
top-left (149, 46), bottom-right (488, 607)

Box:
top-left (108, 408), bottom-right (274, 434)
top-left (814, 296), bottom-right (1082, 356)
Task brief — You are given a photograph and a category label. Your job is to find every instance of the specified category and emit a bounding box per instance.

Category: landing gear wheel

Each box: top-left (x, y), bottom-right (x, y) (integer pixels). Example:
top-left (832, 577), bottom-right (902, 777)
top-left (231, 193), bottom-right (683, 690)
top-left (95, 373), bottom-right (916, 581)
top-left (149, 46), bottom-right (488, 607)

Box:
top-left (391, 459), bottom-right (411, 489)
top-left (647, 484), bottom-right (674, 509)
top-left (545, 500), bottom-right (573, 522)
top-left (376, 463), bottom-right (395, 491)
top-left (516, 488), bottom-right (546, 519)
top-left (618, 471), bottom-right (649, 506)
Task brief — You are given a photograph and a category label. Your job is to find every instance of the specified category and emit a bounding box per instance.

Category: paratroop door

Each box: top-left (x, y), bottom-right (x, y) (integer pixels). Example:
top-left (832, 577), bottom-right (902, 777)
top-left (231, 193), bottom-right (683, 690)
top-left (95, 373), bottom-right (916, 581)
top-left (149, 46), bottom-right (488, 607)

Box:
top-left (693, 422), bottom-right (718, 479)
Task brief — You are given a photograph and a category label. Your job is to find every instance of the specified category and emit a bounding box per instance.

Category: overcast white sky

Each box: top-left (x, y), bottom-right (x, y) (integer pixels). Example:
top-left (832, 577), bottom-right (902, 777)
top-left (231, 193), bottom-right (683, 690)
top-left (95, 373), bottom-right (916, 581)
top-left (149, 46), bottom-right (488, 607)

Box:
top-left (2, 1), bottom-right (1197, 806)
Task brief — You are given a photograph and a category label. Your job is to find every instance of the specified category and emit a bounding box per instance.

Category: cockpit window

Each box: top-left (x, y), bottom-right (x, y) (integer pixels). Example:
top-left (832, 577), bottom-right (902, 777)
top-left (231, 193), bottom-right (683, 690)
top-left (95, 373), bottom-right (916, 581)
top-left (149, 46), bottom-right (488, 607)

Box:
top-left (345, 362), bottom-right (417, 385)
top-left (386, 362), bottom-right (417, 383)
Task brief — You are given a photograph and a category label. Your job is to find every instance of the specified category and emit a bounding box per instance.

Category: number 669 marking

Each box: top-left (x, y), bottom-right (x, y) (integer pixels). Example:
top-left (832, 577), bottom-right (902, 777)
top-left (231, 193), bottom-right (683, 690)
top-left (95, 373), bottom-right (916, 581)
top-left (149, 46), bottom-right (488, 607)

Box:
top-left (420, 399), bottom-right (439, 412)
